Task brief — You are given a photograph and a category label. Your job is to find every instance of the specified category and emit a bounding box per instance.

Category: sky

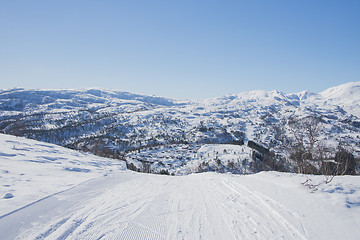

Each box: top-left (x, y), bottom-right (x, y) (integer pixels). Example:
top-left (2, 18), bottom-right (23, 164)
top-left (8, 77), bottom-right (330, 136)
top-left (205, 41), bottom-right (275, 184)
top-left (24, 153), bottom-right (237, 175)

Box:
top-left (0, 0), bottom-right (359, 100)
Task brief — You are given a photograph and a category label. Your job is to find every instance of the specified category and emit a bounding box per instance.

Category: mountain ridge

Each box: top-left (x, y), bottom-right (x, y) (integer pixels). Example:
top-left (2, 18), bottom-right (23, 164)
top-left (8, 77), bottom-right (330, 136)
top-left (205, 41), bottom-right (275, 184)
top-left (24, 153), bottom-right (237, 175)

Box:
top-left (2, 81), bottom-right (359, 102)
top-left (0, 82), bottom-right (359, 175)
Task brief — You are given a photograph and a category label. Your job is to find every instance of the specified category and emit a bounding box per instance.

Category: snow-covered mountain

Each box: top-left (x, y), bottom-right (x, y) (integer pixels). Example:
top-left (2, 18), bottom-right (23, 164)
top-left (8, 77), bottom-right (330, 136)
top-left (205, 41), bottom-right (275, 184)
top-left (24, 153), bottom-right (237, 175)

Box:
top-left (319, 82), bottom-right (360, 118)
top-left (0, 82), bottom-right (359, 175)
top-left (0, 88), bottom-right (180, 111)
top-left (0, 133), bottom-right (360, 239)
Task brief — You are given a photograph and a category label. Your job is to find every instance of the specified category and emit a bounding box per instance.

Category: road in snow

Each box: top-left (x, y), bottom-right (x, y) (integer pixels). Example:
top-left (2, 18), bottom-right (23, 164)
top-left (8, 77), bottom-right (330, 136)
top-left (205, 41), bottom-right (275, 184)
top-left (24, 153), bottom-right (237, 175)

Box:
top-left (1, 171), bottom-right (360, 240)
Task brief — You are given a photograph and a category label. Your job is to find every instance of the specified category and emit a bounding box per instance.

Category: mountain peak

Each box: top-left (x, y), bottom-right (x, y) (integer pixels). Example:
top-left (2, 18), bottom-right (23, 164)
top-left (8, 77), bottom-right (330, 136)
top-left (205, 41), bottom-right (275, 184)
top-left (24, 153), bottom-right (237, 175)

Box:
top-left (319, 81), bottom-right (360, 117)
top-left (320, 81), bottom-right (360, 99)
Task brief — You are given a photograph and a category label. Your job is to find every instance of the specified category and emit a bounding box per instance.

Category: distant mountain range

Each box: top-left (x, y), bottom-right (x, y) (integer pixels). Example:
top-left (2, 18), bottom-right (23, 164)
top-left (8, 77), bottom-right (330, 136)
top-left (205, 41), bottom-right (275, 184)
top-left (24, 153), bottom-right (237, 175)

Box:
top-left (1, 82), bottom-right (359, 175)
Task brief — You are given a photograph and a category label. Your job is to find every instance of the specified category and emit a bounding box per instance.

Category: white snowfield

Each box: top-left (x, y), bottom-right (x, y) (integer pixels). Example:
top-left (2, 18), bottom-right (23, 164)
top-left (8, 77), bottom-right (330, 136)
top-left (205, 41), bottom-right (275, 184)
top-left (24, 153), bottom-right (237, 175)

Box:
top-left (0, 134), bottom-right (126, 216)
top-left (1, 134), bottom-right (360, 240)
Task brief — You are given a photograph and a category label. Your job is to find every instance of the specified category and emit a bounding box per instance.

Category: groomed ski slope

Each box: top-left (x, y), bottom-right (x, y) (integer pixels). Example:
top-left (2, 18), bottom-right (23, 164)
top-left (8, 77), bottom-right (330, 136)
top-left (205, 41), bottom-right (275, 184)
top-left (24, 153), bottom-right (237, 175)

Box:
top-left (1, 172), bottom-right (360, 240)
top-left (1, 134), bottom-right (360, 239)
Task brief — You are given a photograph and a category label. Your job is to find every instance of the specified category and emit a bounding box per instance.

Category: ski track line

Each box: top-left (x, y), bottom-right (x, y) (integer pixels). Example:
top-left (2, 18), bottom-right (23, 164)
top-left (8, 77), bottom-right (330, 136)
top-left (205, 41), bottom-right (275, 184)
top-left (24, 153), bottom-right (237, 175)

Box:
top-left (6, 173), bottom-right (314, 240)
top-left (222, 177), bottom-right (308, 239)
top-left (165, 186), bottom-right (196, 240)
top-left (98, 176), bottom-right (169, 239)
top-left (196, 183), bottom-right (237, 240)
top-left (15, 175), bottom-right (151, 239)
top-left (114, 177), bottom-right (171, 240)
top-left (0, 177), bottom-right (97, 220)
top-left (231, 179), bottom-right (308, 238)
top-left (225, 179), bottom-right (302, 239)
top-left (84, 182), bottom-right (162, 239)
top-left (209, 180), bottom-right (257, 239)
top-left (34, 217), bottom-right (70, 240)
top-left (57, 218), bottom-right (85, 240)
top-left (122, 195), bottom-right (170, 239)
top-left (210, 178), bottom-right (278, 239)
top-left (242, 184), bottom-right (310, 239)
top-left (212, 177), bottom-right (287, 238)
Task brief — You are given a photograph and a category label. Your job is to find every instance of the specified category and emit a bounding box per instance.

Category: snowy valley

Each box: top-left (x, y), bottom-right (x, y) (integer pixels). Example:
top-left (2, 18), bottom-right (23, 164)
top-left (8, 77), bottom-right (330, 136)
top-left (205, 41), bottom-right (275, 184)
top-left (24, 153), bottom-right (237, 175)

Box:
top-left (0, 82), bottom-right (360, 239)
top-left (0, 82), bottom-right (359, 175)
top-left (1, 133), bottom-right (360, 239)
top-left (2, 0), bottom-right (359, 238)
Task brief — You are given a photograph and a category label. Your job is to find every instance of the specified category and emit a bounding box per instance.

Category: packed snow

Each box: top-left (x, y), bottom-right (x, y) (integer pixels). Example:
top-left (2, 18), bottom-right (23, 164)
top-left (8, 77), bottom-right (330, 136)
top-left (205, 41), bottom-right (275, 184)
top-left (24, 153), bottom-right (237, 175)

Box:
top-left (0, 134), bottom-right (126, 216)
top-left (1, 134), bottom-right (360, 239)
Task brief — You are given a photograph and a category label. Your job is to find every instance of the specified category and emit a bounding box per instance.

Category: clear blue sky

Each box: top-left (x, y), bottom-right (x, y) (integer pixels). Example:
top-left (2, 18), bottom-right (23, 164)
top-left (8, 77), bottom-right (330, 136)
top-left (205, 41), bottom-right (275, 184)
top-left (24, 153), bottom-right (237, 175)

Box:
top-left (1, 0), bottom-right (359, 99)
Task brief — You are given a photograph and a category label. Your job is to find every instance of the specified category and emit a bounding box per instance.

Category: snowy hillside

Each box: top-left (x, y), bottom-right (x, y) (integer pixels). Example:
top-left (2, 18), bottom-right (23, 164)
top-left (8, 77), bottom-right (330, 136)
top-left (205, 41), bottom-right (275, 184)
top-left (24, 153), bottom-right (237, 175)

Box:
top-left (319, 82), bottom-right (360, 118)
top-left (0, 82), bottom-right (359, 175)
top-left (0, 134), bottom-right (360, 239)
top-left (0, 88), bottom-right (180, 112)
top-left (0, 133), bottom-right (126, 216)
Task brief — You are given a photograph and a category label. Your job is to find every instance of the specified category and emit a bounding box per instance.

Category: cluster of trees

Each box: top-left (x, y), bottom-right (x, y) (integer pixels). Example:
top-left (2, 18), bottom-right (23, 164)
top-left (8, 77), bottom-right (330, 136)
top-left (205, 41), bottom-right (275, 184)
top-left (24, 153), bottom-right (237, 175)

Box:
top-left (238, 116), bottom-right (358, 177)
top-left (286, 116), bottom-right (357, 176)
top-left (195, 155), bottom-right (251, 175)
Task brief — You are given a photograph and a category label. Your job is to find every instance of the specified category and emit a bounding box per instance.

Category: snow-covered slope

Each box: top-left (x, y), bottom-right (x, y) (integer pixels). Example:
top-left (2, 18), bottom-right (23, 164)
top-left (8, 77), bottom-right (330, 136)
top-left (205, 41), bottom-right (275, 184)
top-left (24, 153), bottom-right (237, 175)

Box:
top-left (319, 81), bottom-right (360, 118)
top-left (0, 134), bottom-right (360, 239)
top-left (0, 88), bottom-right (180, 112)
top-left (199, 82), bottom-right (360, 118)
top-left (0, 133), bottom-right (126, 216)
top-left (0, 82), bottom-right (359, 175)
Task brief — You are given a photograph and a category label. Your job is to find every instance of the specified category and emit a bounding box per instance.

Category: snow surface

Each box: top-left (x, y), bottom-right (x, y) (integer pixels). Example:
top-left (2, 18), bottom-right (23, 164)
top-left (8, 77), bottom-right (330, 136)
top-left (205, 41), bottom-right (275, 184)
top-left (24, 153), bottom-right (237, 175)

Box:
top-left (319, 81), bottom-right (360, 118)
top-left (1, 134), bottom-right (360, 239)
top-left (0, 134), bottom-right (126, 216)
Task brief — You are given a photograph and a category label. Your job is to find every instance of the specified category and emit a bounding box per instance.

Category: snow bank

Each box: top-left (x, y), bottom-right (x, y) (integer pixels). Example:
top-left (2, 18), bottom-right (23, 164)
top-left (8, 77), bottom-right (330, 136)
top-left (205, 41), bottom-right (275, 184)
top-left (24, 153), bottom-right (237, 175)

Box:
top-left (0, 134), bottom-right (125, 216)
